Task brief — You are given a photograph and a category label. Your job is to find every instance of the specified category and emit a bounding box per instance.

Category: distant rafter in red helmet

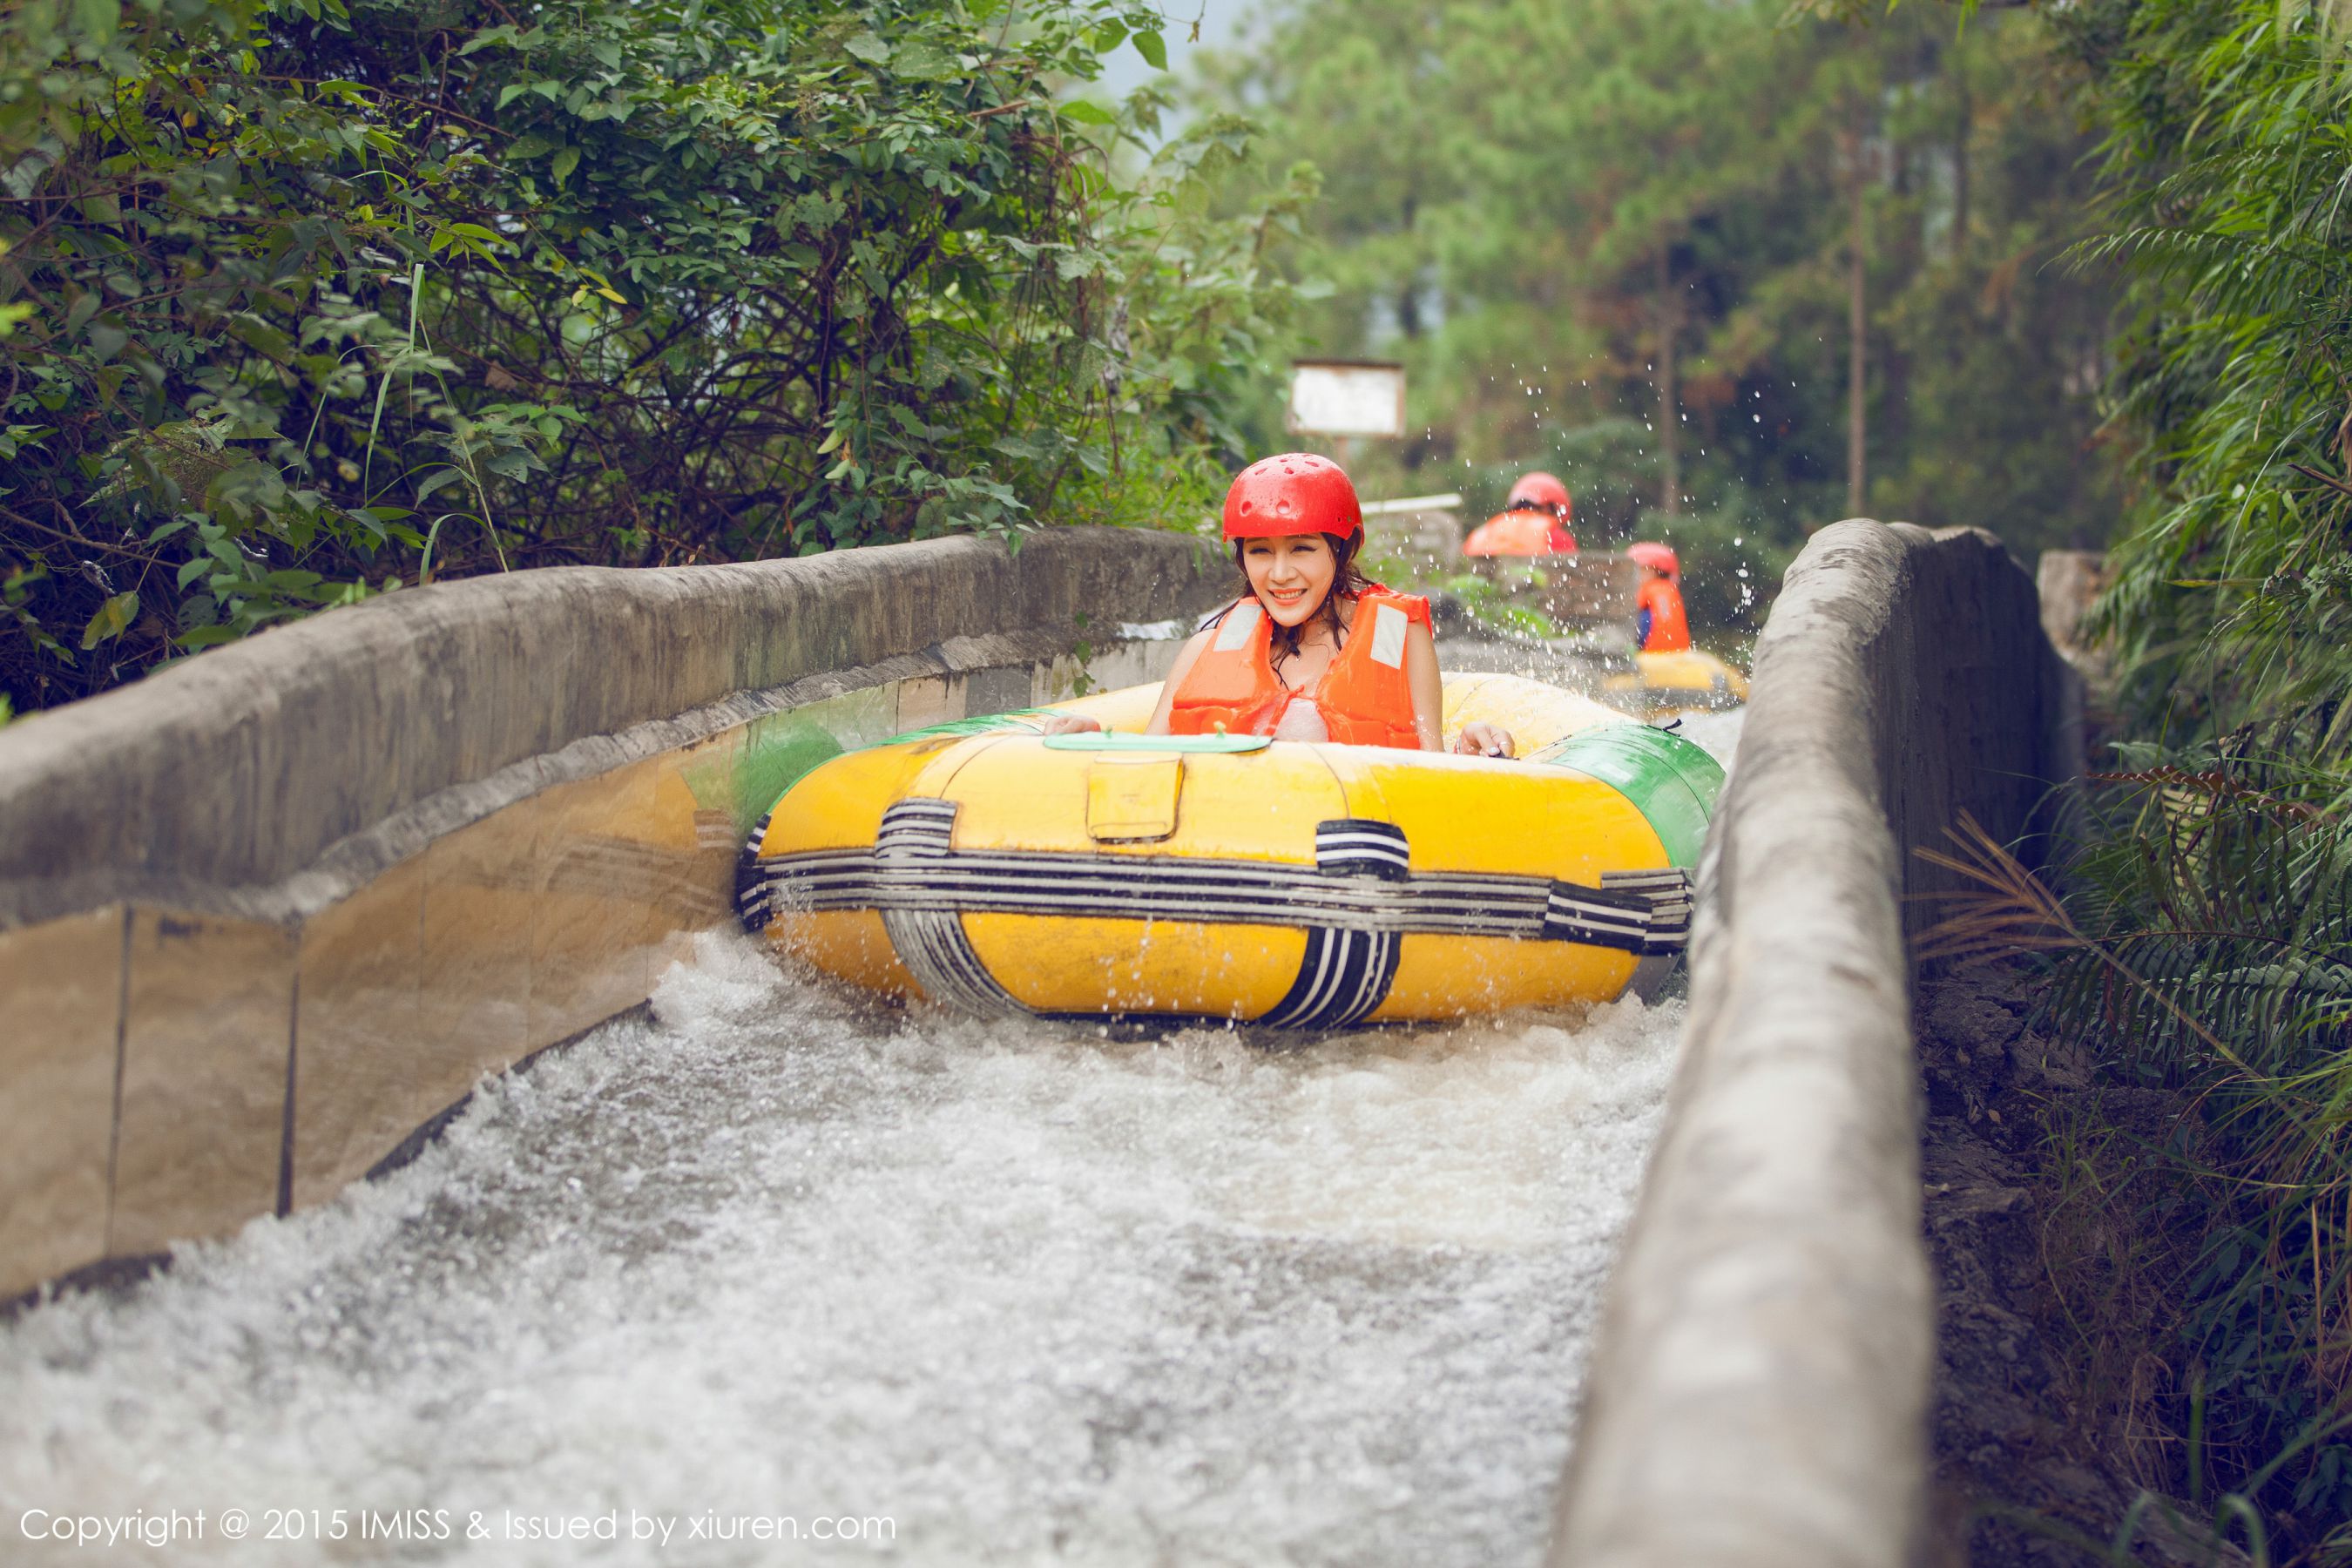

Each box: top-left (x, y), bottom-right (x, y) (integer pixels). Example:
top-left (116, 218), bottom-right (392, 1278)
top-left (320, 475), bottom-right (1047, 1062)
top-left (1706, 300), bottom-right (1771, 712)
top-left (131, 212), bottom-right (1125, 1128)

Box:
top-left (1626, 541), bottom-right (1680, 582)
top-left (1506, 470), bottom-right (1571, 517)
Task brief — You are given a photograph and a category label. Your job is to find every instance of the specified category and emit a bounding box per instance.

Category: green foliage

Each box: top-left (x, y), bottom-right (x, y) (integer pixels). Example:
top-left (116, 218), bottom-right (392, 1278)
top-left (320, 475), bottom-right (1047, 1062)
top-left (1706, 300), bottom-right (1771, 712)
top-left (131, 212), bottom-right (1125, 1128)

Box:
top-left (1904, 3), bottom-right (2352, 1548)
top-left (2055, 1), bottom-right (2352, 760)
top-left (1192, 0), bottom-right (2118, 636)
top-left (1787, 0), bottom-right (2002, 21)
top-left (2045, 769), bottom-right (2352, 1540)
top-left (1926, 765), bottom-right (2352, 1554)
top-left (0, 0), bottom-right (1311, 710)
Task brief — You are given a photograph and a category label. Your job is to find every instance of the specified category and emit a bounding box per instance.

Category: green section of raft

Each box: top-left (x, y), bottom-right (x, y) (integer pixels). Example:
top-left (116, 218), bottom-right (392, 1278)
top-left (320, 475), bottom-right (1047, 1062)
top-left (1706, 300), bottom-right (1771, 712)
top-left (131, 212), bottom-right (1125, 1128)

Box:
top-left (1533, 724), bottom-right (1726, 868)
top-left (885, 711), bottom-right (1042, 745)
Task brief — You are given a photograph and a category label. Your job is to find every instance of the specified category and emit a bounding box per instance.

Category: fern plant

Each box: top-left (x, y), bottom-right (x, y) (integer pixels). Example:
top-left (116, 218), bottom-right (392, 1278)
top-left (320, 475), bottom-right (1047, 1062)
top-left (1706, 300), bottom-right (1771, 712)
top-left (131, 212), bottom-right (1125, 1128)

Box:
top-left (2052, 0), bottom-right (2352, 763)
top-left (1920, 762), bottom-right (2352, 1546)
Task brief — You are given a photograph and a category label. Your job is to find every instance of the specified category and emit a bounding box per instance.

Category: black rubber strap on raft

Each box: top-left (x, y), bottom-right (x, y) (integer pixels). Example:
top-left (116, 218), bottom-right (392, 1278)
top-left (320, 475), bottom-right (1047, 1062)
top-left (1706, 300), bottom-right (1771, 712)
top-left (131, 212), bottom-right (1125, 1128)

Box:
top-left (872, 799), bottom-right (1027, 1017)
top-left (740, 804), bottom-right (1693, 954)
top-left (1258, 821), bottom-right (1410, 1027)
top-left (1260, 928), bottom-right (1400, 1029)
top-left (735, 808), bottom-right (781, 928)
top-left (1541, 869), bottom-right (1693, 956)
top-left (1313, 818), bottom-right (1413, 881)
top-left (734, 802), bottom-right (1697, 1017)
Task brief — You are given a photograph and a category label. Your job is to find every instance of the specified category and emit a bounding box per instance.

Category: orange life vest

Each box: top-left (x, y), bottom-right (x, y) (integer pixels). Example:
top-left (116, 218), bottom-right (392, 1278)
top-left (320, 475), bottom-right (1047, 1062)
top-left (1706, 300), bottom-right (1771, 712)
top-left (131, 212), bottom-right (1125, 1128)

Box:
top-left (1638, 575), bottom-right (1692, 652)
top-left (1168, 585), bottom-right (1433, 750)
top-left (1463, 510), bottom-right (1577, 558)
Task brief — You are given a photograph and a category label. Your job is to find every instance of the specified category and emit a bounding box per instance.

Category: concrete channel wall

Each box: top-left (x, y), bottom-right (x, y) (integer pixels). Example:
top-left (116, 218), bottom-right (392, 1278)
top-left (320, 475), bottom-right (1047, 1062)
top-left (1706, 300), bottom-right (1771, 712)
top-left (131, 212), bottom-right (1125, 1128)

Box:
top-left (0, 528), bottom-right (1228, 1302)
top-left (1551, 522), bottom-right (2080, 1568)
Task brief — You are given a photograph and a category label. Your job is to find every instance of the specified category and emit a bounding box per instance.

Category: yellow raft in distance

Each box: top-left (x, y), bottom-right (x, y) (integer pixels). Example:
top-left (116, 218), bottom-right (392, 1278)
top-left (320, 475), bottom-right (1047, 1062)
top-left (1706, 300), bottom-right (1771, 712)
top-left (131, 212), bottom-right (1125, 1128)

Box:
top-left (1603, 647), bottom-right (1751, 714)
top-left (735, 672), bottom-right (1725, 1026)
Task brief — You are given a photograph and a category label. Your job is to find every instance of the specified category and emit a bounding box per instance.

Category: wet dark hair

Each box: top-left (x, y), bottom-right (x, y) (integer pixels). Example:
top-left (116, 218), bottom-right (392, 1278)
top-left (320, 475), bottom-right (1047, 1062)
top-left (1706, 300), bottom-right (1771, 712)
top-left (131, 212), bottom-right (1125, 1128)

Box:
top-left (1225, 531), bottom-right (1371, 674)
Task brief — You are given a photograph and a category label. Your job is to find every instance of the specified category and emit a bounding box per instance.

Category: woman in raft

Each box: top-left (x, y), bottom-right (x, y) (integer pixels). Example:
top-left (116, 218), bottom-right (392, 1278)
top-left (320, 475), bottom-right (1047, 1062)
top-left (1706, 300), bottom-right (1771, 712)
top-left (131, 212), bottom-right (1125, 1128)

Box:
top-left (1042, 453), bottom-right (1514, 757)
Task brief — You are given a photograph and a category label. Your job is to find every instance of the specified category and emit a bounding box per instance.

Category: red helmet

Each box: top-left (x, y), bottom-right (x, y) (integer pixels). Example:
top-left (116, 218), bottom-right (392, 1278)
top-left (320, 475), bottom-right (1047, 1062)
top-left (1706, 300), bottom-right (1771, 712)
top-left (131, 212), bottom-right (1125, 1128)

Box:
top-left (1506, 471), bottom-right (1572, 517)
top-left (1223, 453), bottom-right (1362, 544)
top-left (1626, 541), bottom-right (1680, 581)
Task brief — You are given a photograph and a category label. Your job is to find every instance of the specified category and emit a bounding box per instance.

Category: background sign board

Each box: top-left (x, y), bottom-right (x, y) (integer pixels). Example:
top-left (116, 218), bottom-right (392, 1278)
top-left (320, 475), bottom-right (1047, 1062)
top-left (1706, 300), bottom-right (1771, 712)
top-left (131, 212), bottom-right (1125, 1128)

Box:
top-left (1285, 360), bottom-right (1407, 438)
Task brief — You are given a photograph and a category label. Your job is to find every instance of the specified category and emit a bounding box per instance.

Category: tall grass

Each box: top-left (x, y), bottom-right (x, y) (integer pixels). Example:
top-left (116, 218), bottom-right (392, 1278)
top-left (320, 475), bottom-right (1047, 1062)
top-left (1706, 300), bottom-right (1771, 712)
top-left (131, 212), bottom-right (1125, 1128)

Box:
top-left (1921, 767), bottom-right (2352, 1556)
top-left (1916, 6), bottom-right (2352, 1549)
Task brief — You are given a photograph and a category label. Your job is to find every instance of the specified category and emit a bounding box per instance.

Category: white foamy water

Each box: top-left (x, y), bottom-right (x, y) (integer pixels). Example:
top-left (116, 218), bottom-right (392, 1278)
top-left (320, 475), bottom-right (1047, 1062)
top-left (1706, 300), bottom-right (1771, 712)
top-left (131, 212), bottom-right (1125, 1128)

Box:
top-left (1673, 706), bottom-right (1747, 781)
top-left (3, 712), bottom-right (1741, 1568)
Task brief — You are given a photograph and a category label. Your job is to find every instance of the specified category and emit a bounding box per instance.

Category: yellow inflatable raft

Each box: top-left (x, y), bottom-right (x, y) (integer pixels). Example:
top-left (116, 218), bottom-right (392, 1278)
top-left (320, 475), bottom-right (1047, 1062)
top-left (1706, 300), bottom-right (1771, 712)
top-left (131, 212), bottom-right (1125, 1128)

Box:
top-left (1604, 648), bottom-right (1751, 713)
top-left (735, 672), bottom-right (1724, 1026)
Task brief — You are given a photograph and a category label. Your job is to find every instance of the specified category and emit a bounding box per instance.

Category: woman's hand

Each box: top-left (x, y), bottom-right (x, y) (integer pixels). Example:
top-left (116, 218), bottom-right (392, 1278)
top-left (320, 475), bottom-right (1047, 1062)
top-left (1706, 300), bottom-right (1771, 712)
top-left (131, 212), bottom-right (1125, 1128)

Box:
top-left (1033, 713), bottom-right (1104, 736)
top-left (1454, 720), bottom-right (1515, 759)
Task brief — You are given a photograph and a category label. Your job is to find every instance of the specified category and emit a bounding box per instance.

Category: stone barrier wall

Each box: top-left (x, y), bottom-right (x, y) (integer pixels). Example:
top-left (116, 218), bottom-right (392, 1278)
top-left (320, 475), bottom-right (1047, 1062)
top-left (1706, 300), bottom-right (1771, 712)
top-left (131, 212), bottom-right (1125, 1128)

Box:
top-left (1550, 522), bottom-right (2081, 1567)
top-left (0, 529), bottom-right (1227, 1301)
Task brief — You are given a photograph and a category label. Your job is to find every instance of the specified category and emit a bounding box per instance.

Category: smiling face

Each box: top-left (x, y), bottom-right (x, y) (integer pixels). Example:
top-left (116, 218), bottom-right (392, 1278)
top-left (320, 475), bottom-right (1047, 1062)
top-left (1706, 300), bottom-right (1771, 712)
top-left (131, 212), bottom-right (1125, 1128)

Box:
top-left (1238, 532), bottom-right (1340, 629)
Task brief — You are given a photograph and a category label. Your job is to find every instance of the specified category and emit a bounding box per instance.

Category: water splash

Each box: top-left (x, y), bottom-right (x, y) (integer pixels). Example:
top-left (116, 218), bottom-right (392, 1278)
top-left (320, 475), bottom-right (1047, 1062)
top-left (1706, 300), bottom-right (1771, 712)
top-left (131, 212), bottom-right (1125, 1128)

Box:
top-left (1676, 706), bottom-right (1747, 779)
top-left (3, 716), bottom-right (1746, 1566)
